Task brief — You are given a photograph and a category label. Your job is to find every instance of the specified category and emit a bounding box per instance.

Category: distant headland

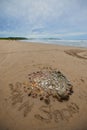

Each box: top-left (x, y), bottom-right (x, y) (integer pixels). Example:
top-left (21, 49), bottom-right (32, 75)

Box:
top-left (0, 37), bottom-right (28, 40)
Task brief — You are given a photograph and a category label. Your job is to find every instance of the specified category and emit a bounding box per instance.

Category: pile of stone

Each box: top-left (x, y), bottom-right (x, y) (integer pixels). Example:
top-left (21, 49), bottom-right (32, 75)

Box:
top-left (24, 68), bottom-right (73, 104)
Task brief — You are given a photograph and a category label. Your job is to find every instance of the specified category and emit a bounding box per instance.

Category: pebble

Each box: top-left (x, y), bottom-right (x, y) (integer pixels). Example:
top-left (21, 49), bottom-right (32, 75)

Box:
top-left (26, 69), bottom-right (73, 101)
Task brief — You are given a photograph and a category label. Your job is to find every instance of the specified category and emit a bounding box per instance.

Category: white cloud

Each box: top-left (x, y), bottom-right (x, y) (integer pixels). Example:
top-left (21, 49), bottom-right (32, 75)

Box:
top-left (26, 31), bottom-right (87, 38)
top-left (59, 32), bottom-right (87, 37)
top-left (0, 0), bottom-right (72, 23)
top-left (0, 0), bottom-right (87, 38)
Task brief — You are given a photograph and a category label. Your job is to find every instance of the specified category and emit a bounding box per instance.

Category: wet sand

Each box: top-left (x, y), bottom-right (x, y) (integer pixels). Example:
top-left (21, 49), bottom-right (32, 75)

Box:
top-left (0, 40), bottom-right (87, 130)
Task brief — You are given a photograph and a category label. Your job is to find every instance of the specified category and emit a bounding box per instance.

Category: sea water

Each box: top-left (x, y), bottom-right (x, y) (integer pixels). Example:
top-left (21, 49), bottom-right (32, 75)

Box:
top-left (21, 39), bottom-right (87, 48)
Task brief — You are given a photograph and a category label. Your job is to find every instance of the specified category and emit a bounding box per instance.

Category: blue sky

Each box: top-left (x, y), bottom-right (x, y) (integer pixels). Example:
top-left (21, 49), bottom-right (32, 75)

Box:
top-left (0, 0), bottom-right (87, 39)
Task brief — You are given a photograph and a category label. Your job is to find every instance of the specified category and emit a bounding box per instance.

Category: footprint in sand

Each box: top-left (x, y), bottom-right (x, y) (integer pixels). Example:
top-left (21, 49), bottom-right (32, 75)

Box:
top-left (67, 102), bottom-right (79, 115)
top-left (18, 100), bottom-right (34, 117)
top-left (60, 108), bottom-right (72, 121)
top-left (34, 102), bottom-right (79, 123)
top-left (53, 109), bottom-right (63, 122)
top-left (35, 105), bottom-right (52, 123)
top-left (65, 49), bottom-right (87, 60)
top-left (9, 82), bottom-right (34, 117)
top-left (9, 82), bottom-right (23, 106)
top-left (34, 114), bottom-right (51, 123)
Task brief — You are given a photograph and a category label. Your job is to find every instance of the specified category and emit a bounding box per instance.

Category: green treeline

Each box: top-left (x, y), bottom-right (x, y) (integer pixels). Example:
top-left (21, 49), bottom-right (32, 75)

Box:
top-left (0, 37), bottom-right (28, 40)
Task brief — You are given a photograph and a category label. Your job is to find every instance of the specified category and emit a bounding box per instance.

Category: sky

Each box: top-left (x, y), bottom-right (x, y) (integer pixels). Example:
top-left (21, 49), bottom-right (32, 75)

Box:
top-left (0, 0), bottom-right (87, 39)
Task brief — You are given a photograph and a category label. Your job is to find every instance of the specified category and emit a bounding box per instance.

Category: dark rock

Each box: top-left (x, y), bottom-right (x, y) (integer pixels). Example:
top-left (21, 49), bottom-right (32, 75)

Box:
top-left (44, 98), bottom-right (50, 105)
top-left (40, 97), bottom-right (44, 100)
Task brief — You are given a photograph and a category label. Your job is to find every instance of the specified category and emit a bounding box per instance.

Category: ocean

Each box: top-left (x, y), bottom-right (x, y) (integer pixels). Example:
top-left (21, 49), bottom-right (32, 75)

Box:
top-left (21, 39), bottom-right (87, 48)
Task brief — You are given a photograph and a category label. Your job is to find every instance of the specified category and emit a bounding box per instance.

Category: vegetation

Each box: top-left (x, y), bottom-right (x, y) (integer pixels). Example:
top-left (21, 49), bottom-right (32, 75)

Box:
top-left (0, 37), bottom-right (28, 40)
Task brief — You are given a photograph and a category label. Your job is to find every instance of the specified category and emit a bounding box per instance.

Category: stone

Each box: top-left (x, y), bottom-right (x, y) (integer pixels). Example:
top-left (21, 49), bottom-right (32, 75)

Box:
top-left (27, 68), bottom-right (73, 102)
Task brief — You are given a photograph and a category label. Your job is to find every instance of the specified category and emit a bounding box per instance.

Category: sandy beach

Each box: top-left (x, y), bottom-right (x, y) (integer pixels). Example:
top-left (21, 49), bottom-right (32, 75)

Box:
top-left (0, 40), bottom-right (87, 130)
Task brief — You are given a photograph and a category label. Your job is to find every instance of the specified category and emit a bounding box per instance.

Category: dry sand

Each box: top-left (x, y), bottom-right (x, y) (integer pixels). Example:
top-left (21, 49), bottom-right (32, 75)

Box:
top-left (0, 40), bottom-right (87, 130)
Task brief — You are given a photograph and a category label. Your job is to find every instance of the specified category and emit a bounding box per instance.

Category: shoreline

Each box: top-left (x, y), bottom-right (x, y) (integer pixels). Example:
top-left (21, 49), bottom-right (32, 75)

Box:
top-left (19, 39), bottom-right (87, 48)
top-left (0, 39), bottom-right (87, 48)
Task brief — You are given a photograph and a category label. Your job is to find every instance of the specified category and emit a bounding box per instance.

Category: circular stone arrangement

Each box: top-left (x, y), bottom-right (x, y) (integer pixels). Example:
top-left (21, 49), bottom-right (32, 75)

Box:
top-left (23, 69), bottom-right (73, 104)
